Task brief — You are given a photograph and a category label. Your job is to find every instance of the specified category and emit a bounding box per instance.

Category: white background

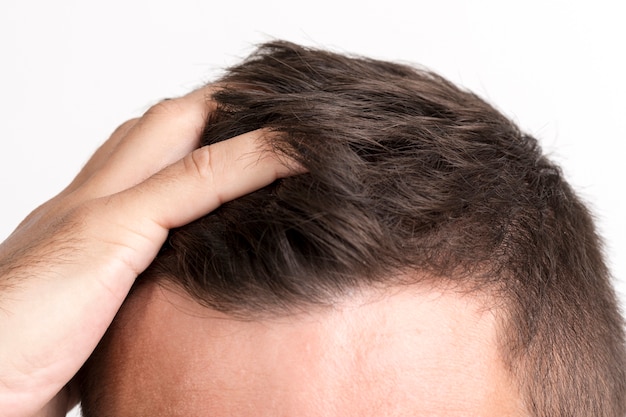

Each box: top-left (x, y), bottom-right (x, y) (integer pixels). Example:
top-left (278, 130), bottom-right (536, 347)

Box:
top-left (1, 1), bottom-right (624, 415)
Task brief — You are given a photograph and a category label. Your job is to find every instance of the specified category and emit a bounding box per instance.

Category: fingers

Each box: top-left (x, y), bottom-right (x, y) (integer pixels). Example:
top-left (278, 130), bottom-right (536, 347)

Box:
top-left (83, 86), bottom-right (218, 198)
top-left (109, 129), bottom-right (295, 232)
top-left (61, 118), bottom-right (140, 196)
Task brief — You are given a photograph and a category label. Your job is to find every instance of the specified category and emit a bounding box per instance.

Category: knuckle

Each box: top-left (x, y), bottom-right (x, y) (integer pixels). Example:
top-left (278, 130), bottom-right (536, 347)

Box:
top-left (184, 146), bottom-right (216, 181)
top-left (144, 98), bottom-right (187, 120)
top-left (111, 118), bottom-right (139, 137)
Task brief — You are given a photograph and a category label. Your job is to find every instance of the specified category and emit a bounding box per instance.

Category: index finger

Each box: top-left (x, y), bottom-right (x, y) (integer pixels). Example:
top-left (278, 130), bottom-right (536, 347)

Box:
top-left (93, 129), bottom-right (300, 276)
top-left (121, 128), bottom-right (298, 230)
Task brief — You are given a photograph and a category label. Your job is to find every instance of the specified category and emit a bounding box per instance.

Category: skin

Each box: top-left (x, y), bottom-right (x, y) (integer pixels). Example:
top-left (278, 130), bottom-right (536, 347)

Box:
top-left (83, 281), bottom-right (524, 416)
top-left (0, 84), bottom-right (523, 416)
top-left (0, 86), bottom-right (296, 417)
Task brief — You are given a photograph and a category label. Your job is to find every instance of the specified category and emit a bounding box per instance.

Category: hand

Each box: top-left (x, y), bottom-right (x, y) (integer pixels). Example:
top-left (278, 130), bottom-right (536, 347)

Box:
top-left (0, 86), bottom-right (294, 417)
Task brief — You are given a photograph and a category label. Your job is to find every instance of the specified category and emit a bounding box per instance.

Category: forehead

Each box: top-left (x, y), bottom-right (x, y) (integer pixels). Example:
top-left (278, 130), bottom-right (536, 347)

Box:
top-left (80, 281), bottom-right (520, 416)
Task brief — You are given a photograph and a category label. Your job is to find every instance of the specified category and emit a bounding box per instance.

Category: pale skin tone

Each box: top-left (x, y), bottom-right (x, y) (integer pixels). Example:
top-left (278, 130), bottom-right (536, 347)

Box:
top-left (83, 281), bottom-right (522, 416)
top-left (0, 86), bottom-right (296, 417)
top-left (0, 85), bottom-right (522, 417)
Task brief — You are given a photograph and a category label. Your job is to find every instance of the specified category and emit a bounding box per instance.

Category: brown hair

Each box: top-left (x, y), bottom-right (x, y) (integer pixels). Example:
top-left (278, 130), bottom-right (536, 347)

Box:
top-left (98, 41), bottom-right (626, 416)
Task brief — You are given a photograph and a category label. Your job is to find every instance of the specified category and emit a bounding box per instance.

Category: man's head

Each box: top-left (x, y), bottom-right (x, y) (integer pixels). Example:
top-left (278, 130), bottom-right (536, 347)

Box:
top-left (79, 41), bottom-right (626, 416)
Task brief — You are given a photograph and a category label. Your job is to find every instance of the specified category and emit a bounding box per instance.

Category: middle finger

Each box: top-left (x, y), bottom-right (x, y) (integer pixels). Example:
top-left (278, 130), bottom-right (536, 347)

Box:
top-left (82, 86), bottom-right (218, 198)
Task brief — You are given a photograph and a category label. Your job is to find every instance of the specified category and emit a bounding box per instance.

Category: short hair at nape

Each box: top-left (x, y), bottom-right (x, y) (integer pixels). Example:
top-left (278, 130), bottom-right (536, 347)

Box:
top-left (144, 41), bottom-right (626, 416)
